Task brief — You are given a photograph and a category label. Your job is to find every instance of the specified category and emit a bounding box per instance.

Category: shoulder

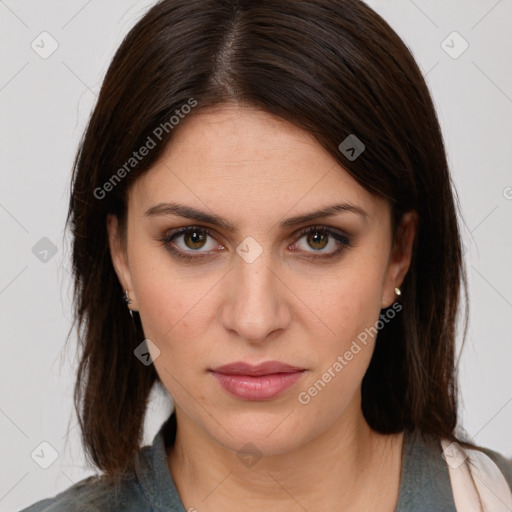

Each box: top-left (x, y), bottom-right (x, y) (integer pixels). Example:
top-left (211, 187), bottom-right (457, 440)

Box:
top-left (19, 416), bottom-right (179, 512)
top-left (17, 473), bottom-right (149, 512)
top-left (477, 445), bottom-right (512, 490)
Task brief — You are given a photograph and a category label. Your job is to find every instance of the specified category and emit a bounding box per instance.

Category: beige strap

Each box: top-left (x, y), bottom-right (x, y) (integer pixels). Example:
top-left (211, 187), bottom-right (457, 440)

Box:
top-left (442, 439), bottom-right (512, 512)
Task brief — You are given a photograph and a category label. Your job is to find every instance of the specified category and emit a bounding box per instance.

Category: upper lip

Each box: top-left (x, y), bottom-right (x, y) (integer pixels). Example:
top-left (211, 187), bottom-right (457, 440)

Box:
top-left (210, 361), bottom-right (305, 376)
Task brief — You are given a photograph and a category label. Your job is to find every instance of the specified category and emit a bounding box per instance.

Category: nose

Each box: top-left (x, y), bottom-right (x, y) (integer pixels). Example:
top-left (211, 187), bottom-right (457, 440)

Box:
top-left (220, 246), bottom-right (292, 343)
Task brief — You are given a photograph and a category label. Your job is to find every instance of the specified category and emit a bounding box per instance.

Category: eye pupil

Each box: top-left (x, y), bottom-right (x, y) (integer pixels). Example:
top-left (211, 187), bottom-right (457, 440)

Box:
top-left (185, 230), bottom-right (206, 249)
top-left (307, 231), bottom-right (328, 250)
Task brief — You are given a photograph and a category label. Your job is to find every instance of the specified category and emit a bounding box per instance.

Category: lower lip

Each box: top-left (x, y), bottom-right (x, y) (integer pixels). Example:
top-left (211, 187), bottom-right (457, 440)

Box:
top-left (210, 371), bottom-right (305, 400)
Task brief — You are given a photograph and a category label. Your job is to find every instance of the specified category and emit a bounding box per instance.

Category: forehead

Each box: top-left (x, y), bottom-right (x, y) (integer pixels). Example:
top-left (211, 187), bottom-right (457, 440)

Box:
top-left (130, 105), bottom-right (388, 225)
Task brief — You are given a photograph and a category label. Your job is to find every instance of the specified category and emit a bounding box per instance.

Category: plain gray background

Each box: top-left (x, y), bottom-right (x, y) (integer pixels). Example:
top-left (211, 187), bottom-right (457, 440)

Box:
top-left (1, 0), bottom-right (511, 510)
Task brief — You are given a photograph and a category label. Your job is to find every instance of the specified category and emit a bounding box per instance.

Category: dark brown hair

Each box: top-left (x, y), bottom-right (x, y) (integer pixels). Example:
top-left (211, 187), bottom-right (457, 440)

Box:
top-left (65, 0), bottom-right (470, 483)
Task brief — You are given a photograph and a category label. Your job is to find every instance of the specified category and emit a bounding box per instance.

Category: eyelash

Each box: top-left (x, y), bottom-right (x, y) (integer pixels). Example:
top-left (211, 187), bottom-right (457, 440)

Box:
top-left (157, 225), bottom-right (352, 262)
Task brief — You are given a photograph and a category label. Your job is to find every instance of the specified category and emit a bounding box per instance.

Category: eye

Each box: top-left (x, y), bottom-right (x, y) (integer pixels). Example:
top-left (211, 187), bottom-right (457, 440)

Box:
top-left (290, 225), bottom-right (351, 259)
top-left (157, 225), bottom-right (351, 262)
top-left (157, 226), bottom-right (222, 261)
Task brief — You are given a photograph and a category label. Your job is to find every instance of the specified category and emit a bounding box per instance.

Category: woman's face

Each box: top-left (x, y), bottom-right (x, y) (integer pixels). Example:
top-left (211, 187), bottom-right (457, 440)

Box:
top-left (108, 104), bottom-right (416, 456)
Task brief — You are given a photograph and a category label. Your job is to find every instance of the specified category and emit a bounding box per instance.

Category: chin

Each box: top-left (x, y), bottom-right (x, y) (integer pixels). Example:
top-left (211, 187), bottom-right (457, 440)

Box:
top-left (206, 408), bottom-right (310, 458)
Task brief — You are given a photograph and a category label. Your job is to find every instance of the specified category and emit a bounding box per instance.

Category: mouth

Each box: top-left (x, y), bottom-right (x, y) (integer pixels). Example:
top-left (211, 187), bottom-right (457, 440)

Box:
top-left (209, 361), bottom-right (306, 401)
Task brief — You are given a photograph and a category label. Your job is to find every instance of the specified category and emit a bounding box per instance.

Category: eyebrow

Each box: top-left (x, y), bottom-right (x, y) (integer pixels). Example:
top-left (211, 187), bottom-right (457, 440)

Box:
top-left (144, 201), bottom-right (369, 231)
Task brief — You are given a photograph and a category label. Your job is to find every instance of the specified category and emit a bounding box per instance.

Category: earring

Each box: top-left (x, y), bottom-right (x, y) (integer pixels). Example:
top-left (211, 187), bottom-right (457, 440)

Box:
top-left (123, 289), bottom-right (134, 318)
top-left (123, 289), bottom-right (133, 305)
top-left (394, 287), bottom-right (401, 296)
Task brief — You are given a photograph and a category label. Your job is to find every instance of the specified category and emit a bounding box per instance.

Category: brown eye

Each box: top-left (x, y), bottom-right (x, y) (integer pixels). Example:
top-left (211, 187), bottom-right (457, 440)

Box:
top-left (183, 230), bottom-right (208, 250)
top-left (291, 225), bottom-right (352, 259)
top-left (158, 226), bottom-right (222, 261)
top-left (306, 231), bottom-right (329, 251)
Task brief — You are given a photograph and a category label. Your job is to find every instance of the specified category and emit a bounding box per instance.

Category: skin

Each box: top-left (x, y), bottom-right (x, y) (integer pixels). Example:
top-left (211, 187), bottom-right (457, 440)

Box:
top-left (107, 104), bottom-right (417, 511)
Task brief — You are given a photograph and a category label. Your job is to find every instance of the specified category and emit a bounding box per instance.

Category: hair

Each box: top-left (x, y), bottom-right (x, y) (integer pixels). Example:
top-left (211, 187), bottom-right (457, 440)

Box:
top-left (65, 0), bottom-right (471, 484)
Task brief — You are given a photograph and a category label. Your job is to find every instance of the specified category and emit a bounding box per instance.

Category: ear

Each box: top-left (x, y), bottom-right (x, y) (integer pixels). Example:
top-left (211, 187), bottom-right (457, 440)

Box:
top-left (381, 210), bottom-right (418, 308)
top-left (106, 214), bottom-right (138, 311)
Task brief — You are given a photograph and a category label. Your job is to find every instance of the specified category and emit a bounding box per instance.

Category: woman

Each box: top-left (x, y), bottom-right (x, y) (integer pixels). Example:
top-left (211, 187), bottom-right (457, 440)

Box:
top-left (21, 0), bottom-right (512, 510)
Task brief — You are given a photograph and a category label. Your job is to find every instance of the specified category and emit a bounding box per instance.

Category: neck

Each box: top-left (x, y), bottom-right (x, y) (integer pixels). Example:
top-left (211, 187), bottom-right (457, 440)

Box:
top-left (167, 396), bottom-right (404, 511)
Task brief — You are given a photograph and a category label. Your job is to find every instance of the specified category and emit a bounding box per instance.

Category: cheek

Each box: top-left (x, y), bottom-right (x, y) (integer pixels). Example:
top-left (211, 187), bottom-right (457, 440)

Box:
top-left (295, 252), bottom-right (388, 406)
top-left (134, 273), bottom-right (214, 408)
top-left (304, 257), bottom-right (386, 347)
top-left (296, 281), bottom-right (382, 416)
top-left (129, 251), bottom-right (220, 376)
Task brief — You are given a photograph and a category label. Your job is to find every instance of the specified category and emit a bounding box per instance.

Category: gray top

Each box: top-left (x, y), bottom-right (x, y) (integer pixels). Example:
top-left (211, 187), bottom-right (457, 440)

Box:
top-left (20, 413), bottom-right (512, 512)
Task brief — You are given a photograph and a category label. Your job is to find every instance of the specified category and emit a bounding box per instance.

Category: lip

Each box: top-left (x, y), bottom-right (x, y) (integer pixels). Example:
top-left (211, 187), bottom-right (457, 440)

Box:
top-left (209, 361), bottom-right (306, 400)
top-left (210, 361), bottom-right (305, 376)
